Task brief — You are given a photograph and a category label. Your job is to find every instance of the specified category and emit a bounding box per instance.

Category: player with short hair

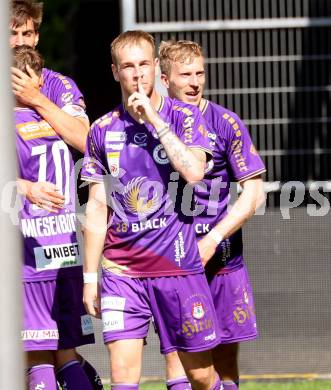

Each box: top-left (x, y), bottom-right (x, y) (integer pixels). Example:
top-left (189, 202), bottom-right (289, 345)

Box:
top-left (11, 0), bottom-right (89, 210)
top-left (82, 30), bottom-right (223, 390)
top-left (14, 45), bottom-right (102, 390)
top-left (159, 40), bottom-right (266, 390)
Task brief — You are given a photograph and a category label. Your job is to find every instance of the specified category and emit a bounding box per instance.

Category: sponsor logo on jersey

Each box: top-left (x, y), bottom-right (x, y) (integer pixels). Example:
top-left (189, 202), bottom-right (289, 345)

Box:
top-left (174, 231), bottom-right (185, 266)
top-left (183, 116), bottom-right (194, 144)
top-left (22, 329), bottom-right (59, 341)
top-left (133, 132), bottom-right (148, 146)
top-left (231, 140), bottom-right (248, 172)
top-left (106, 143), bottom-right (124, 151)
top-left (16, 120), bottom-right (56, 140)
top-left (106, 131), bottom-right (126, 142)
top-left (107, 151), bottom-right (120, 177)
top-left (34, 242), bottom-right (82, 271)
top-left (21, 213), bottom-right (76, 238)
top-left (123, 177), bottom-right (161, 217)
top-left (153, 144), bottom-right (169, 165)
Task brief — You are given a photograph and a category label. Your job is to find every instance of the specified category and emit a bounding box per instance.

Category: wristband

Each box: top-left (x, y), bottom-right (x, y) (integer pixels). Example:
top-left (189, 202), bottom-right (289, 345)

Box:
top-left (208, 229), bottom-right (223, 245)
top-left (83, 272), bottom-right (98, 284)
top-left (156, 123), bottom-right (170, 138)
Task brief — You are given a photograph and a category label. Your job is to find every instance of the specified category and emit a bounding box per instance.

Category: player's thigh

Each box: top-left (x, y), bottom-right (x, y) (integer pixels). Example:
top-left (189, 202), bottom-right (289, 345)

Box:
top-left (149, 273), bottom-right (220, 354)
top-left (23, 280), bottom-right (59, 352)
top-left (178, 349), bottom-right (214, 382)
top-left (101, 273), bottom-right (151, 344)
top-left (56, 277), bottom-right (95, 350)
top-left (208, 266), bottom-right (258, 343)
top-left (27, 350), bottom-right (54, 368)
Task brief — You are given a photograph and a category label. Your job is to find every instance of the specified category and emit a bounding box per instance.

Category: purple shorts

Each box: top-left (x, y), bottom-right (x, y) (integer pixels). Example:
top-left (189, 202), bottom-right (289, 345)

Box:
top-left (23, 277), bottom-right (95, 351)
top-left (101, 272), bottom-right (221, 354)
top-left (207, 264), bottom-right (258, 344)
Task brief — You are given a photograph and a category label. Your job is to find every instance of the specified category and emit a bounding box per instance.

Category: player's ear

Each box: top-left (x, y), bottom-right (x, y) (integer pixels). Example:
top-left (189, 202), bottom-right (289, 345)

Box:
top-left (33, 31), bottom-right (39, 48)
top-left (160, 73), bottom-right (169, 88)
top-left (111, 63), bottom-right (119, 82)
top-left (39, 74), bottom-right (44, 87)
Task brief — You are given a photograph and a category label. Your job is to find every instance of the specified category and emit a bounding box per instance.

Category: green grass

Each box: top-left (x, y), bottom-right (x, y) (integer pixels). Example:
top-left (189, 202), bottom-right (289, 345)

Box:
top-left (102, 381), bottom-right (331, 389)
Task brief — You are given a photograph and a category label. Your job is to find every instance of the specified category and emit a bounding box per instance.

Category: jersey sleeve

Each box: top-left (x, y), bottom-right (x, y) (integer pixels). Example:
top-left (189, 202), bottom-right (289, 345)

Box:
top-left (81, 122), bottom-right (107, 183)
top-left (46, 73), bottom-right (88, 119)
top-left (222, 112), bottom-right (266, 181)
top-left (173, 104), bottom-right (212, 158)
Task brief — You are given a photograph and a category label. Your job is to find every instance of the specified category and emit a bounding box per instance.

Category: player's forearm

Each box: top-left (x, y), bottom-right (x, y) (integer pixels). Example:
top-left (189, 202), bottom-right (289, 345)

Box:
top-left (154, 122), bottom-right (206, 184)
top-left (32, 93), bottom-right (89, 152)
top-left (17, 178), bottom-right (30, 196)
top-left (211, 177), bottom-right (265, 240)
top-left (84, 202), bottom-right (108, 273)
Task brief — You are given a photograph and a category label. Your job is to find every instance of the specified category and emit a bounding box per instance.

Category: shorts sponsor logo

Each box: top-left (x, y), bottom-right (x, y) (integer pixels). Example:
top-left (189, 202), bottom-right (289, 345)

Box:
top-left (243, 288), bottom-right (249, 304)
top-left (22, 329), bottom-right (59, 341)
top-left (101, 296), bottom-right (126, 310)
top-left (181, 293), bottom-right (214, 338)
top-left (192, 302), bottom-right (205, 319)
top-left (153, 144), bottom-right (169, 165)
top-left (81, 314), bottom-right (94, 335)
top-left (233, 305), bottom-right (256, 325)
top-left (34, 242), bottom-right (82, 271)
top-left (106, 131), bottom-right (126, 142)
top-left (35, 382), bottom-right (45, 390)
top-left (204, 331), bottom-right (216, 341)
top-left (102, 310), bottom-right (124, 332)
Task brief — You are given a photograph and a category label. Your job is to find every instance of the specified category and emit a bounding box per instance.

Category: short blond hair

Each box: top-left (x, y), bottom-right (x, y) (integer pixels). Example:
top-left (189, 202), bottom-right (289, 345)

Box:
top-left (111, 30), bottom-right (155, 66)
top-left (159, 40), bottom-right (204, 76)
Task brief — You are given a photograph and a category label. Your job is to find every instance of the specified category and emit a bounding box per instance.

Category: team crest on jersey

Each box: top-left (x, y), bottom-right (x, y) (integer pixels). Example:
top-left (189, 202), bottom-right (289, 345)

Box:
top-left (123, 177), bottom-right (161, 217)
top-left (153, 144), bottom-right (169, 165)
top-left (192, 302), bottom-right (205, 319)
top-left (107, 152), bottom-right (120, 177)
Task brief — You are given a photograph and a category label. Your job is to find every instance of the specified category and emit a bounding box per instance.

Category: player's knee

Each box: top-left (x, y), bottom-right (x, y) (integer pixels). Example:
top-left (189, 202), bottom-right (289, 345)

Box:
top-left (188, 367), bottom-right (215, 390)
top-left (111, 360), bottom-right (141, 383)
top-left (54, 348), bottom-right (77, 368)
